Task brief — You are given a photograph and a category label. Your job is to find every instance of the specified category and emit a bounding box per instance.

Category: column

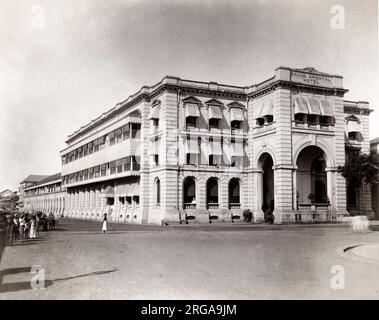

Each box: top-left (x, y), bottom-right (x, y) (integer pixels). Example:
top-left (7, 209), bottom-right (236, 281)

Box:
top-left (252, 169), bottom-right (264, 223)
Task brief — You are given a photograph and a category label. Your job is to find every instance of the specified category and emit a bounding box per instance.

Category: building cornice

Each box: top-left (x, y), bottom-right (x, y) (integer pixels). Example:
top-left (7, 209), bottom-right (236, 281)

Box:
top-left (66, 79), bottom-right (247, 144)
top-left (247, 80), bottom-right (349, 99)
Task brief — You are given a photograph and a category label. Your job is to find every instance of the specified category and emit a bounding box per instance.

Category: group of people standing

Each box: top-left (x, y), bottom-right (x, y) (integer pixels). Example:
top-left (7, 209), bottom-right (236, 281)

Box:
top-left (7, 212), bottom-right (56, 244)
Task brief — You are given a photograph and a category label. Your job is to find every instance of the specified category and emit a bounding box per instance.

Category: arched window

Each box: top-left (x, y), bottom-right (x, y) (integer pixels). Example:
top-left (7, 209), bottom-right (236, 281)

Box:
top-left (206, 177), bottom-right (219, 209)
top-left (229, 178), bottom-right (240, 209)
top-left (183, 177), bottom-right (196, 209)
top-left (155, 178), bottom-right (160, 206)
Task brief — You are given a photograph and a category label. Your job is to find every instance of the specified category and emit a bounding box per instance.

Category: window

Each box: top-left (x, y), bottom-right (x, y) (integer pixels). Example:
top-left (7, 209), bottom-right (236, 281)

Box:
top-left (256, 118), bottom-right (265, 127)
top-left (94, 166), bottom-right (100, 178)
top-left (119, 197), bottom-right (125, 205)
top-left (153, 119), bottom-right (159, 129)
top-left (231, 156), bottom-right (243, 167)
top-left (131, 123), bottom-right (141, 139)
top-left (126, 196), bottom-right (132, 205)
top-left (122, 124), bottom-right (130, 140)
top-left (319, 116), bottom-right (331, 126)
top-left (101, 164), bottom-right (107, 176)
top-left (349, 132), bottom-right (359, 140)
top-left (110, 161), bottom-right (116, 174)
top-left (186, 117), bottom-right (197, 129)
top-left (209, 155), bottom-right (221, 166)
top-left (133, 195), bottom-right (140, 205)
top-left (295, 113), bottom-right (306, 123)
top-left (155, 178), bottom-right (160, 206)
top-left (209, 118), bottom-right (219, 129)
top-left (115, 128), bottom-right (122, 143)
top-left (265, 115), bottom-right (274, 124)
top-left (307, 115), bottom-right (318, 125)
top-left (116, 160), bottom-right (123, 173)
top-left (124, 157), bottom-right (131, 171)
top-left (88, 143), bottom-right (93, 154)
top-left (153, 154), bottom-right (159, 166)
top-left (186, 153), bottom-right (198, 165)
top-left (132, 156), bottom-right (141, 171)
top-left (231, 120), bottom-right (241, 130)
top-left (109, 132), bottom-right (116, 146)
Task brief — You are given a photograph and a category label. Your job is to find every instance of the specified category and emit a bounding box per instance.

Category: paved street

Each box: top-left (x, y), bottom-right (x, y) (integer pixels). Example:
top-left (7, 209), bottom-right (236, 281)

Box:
top-left (0, 218), bottom-right (379, 299)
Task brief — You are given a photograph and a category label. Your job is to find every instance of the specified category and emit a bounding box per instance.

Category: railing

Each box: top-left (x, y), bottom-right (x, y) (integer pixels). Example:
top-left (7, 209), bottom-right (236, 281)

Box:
top-left (297, 203), bottom-right (331, 210)
top-left (184, 203), bottom-right (196, 210)
top-left (207, 203), bottom-right (219, 209)
top-left (229, 203), bottom-right (241, 209)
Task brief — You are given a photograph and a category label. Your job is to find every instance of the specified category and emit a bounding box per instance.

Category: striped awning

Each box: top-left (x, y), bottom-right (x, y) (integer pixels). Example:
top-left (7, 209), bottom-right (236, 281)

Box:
top-left (150, 139), bottom-right (160, 155)
top-left (347, 121), bottom-right (361, 133)
top-left (185, 138), bottom-right (199, 154)
top-left (101, 186), bottom-right (114, 197)
top-left (307, 98), bottom-right (321, 115)
top-left (126, 115), bottom-right (142, 124)
top-left (208, 105), bottom-right (223, 120)
top-left (260, 100), bottom-right (273, 117)
top-left (320, 100), bottom-right (333, 116)
top-left (211, 140), bottom-right (222, 155)
top-left (148, 107), bottom-right (160, 120)
top-left (185, 103), bottom-right (200, 118)
top-left (230, 108), bottom-right (244, 122)
top-left (294, 97), bottom-right (308, 114)
top-left (254, 103), bottom-right (264, 119)
top-left (231, 141), bottom-right (244, 156)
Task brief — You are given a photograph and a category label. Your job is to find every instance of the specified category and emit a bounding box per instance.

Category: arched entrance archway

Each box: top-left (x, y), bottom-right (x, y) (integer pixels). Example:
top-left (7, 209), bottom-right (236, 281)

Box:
top-left (257, 153), bottom-right (275, 213)
top-left (296, 145), bottom-right (328, 207)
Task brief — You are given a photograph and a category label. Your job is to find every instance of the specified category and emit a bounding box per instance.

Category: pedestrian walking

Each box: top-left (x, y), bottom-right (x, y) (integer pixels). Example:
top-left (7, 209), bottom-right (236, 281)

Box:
top-left (24, 214), bottom-right (30, 238)
top-left (30, 215), bottom-right (36, 239)
top-left (19, 215), bottom-right (25, 238)
top-left (12, 214), bottom-right (20, 243)
top-left (102, 213), bottom-right (107, 233)
top-left (36, 213), bottom-right (40, 236)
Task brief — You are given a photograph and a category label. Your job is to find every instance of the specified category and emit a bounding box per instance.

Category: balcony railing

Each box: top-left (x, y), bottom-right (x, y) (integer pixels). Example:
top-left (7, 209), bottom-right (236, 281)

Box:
top-left (229, 203), bottom-right (241, 209)
top-left (297, 203), bottom-right (331, 210)
top-left (207, 203), bottom-right (219, 209)
top-left (184, 203), bottom-right (196, 210)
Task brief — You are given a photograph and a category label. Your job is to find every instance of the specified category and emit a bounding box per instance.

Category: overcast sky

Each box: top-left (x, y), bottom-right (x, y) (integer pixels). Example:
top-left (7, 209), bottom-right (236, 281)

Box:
top-left (0, 0), bottom-right (378, 191)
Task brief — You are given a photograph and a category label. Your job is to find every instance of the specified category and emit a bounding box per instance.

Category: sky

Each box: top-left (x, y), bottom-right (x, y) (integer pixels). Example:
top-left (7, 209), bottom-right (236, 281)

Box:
top-left (0, 0), bottom-right (378, 191)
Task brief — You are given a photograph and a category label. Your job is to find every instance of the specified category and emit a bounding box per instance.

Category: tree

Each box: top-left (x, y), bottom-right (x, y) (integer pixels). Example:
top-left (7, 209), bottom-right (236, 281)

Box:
top-left (338, 151), bottom-right (379, 187)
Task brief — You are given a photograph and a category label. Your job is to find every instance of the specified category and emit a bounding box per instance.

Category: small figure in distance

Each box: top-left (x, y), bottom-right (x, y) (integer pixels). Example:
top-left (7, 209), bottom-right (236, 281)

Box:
top-left (102, 213), bottom-right (107, 234)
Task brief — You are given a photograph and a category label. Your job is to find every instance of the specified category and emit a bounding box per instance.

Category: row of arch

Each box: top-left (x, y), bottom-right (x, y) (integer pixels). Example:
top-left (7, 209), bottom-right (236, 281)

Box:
top-left (24, 195), bottom-right (65, 215)
top-left (154, 176), bottom-right (241, 209)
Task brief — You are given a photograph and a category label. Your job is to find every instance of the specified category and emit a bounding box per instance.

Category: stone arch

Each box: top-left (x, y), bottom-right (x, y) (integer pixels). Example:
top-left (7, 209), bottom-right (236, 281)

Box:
top-left (294, 140), bottom-right (334, 168)
top-left (153, 177), bottom-right (161, 206)
top-left (254, 146), bottom-right (276, 170)
top-left (206, 177), bottom-right (219, 209)
top-left (182, 176), bottom-right (197, 209)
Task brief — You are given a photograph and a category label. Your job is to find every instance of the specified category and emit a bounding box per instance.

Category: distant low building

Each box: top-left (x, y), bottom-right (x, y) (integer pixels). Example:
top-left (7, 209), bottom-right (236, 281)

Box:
top-left (370, 138), bottom-right (379, 220)
top-left (23, 173), bottom-right (66, 216)
top-left (18, 175), bottom-right (49, 209)
top-left (0, 189), bottom-right (19, 211)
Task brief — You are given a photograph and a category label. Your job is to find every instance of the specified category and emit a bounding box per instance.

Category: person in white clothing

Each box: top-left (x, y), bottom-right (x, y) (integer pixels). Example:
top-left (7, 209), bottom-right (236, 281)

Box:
top-left (102, 213), bottom-right (107, 233)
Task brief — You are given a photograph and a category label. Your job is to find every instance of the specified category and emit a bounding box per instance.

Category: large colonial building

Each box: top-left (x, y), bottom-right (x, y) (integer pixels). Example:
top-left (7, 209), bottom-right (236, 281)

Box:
top-left (60, 66), bottom-right (373, 224)
top-left (23, 173), bottom-right (66, 216)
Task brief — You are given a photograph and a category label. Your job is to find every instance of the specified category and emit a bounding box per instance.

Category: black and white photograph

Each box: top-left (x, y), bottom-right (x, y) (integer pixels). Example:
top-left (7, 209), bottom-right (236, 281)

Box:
top-left (1, 0), bottom-right (379, 305)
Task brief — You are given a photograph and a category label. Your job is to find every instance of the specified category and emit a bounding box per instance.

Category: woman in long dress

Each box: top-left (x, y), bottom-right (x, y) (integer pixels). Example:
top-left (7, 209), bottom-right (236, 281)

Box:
top-left (30, 216), bottom-right (36, 239)
top-left (102, 213), bottom-right (107, 233)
